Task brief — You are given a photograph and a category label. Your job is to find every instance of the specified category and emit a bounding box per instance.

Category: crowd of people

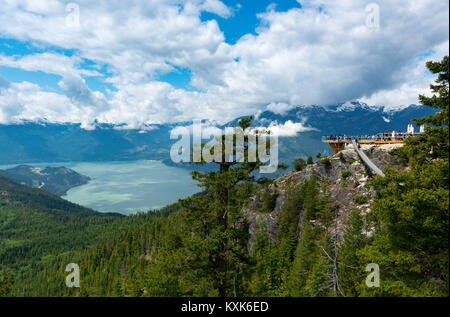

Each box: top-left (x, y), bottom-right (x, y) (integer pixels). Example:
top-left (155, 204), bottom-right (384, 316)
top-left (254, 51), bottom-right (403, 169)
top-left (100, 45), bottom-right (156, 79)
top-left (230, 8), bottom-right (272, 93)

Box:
top-left (323, 131), bottom-right (421, 142)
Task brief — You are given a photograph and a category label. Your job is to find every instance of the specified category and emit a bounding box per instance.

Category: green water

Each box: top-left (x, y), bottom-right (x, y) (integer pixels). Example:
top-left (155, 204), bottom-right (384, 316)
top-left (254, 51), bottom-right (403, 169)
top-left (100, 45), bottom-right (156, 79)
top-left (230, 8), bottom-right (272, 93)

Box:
top-left (0, 161), bottom-right (199, 215)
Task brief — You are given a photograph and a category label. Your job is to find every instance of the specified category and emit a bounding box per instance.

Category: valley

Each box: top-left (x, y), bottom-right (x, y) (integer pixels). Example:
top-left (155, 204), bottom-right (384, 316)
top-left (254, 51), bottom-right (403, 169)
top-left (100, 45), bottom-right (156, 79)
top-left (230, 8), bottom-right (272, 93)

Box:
top-left (0, 0), bottom-right (448, 304)
top-left (0, 77), bottom-right (447, 297)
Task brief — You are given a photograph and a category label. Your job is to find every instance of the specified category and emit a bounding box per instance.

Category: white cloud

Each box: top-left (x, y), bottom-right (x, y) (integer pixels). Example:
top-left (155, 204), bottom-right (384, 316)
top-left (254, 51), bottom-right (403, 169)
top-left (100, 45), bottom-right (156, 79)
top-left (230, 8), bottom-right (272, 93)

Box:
top-left (0, 81), bottom-right (77, 125)
top-left (200, 0), bottom-right (232, 18)
top-left (168, 119), bottom-right (315, 139)
top-left (265, 120), bottom-right (317, 137)
top-left (0, 75), bottom-right (10, 90)
top-left (266, 102), bottom-right (295, 115)
top-left (0, 0), bottom-right (448, 127)
top-left (169, 121), bottom-right (222, 138)
top-left (0, 53), bottom-right (102, 77)
top-left (58, 75), bottom-right (108, 110)
top-left (359, 40), bottom-right (450, 110)
top-left (0, 83), bottom-right (23, 123)
top-left (223, 1), bottom-right (448, 109)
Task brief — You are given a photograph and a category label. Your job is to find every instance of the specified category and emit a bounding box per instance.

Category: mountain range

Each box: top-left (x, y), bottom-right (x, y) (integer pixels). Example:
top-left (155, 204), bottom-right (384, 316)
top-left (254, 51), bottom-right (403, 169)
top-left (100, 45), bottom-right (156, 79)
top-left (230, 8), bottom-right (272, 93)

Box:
top-left (0, 102), bottom-right (436, 167)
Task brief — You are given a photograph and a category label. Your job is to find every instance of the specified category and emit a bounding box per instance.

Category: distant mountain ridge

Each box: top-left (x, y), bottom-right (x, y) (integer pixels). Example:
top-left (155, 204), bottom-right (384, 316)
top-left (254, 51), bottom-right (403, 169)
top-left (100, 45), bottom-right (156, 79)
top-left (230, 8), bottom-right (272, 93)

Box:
top-left (232, 102), bottom-right (433, 135)
top-left (225, 102), bottom-right (437, 166)
top-left (0, 165), bottom-right (91, 196)
top-left (0, 103), bottom-right (437, 167)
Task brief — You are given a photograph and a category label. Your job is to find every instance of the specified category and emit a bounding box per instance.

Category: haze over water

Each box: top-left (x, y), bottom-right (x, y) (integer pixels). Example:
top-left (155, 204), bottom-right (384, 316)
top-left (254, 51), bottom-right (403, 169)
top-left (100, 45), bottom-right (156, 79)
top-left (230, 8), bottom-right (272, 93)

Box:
top-left (0, 160), bottom-right (199, 215)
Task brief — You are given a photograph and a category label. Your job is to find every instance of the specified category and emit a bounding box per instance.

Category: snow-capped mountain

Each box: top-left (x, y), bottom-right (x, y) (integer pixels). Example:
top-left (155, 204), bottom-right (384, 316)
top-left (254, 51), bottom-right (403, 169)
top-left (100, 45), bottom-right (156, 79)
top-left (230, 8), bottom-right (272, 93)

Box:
top-left (0, 103), bottom-right (437, 166)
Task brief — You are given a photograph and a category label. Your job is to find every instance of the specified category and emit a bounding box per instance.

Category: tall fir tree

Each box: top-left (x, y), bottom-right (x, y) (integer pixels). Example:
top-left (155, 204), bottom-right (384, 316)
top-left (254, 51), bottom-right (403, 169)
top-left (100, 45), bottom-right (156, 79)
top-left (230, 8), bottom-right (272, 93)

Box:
top-left (180, 117), bottom-right (281, 296)
top-left (358, 56), bottom-right (449, 296)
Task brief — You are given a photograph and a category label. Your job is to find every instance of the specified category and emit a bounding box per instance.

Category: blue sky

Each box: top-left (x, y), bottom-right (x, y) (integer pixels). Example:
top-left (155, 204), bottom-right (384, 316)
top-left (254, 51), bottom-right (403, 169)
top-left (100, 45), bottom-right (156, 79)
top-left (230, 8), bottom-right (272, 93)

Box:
top-left (0, 37), bottom-right (114, 94)
top-left (0, 0), bottom-right (448, 128)
top-left (201, 0), bottom-right (302, 44)
top-left (0, 38), bottom-right (61, 91)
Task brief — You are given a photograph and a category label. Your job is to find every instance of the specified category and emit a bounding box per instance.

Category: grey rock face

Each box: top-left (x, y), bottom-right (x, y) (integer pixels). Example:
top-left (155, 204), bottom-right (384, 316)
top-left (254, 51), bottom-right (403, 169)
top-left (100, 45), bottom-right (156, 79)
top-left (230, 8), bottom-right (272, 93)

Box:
top-left (243, 143), bottom-right (403, 253)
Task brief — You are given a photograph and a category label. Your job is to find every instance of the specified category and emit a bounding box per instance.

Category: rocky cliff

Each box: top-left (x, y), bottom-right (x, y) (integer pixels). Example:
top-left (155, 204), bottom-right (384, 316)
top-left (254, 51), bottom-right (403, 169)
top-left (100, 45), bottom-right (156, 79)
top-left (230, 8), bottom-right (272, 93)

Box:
top-left (243, 143), bottom-right (405, 252)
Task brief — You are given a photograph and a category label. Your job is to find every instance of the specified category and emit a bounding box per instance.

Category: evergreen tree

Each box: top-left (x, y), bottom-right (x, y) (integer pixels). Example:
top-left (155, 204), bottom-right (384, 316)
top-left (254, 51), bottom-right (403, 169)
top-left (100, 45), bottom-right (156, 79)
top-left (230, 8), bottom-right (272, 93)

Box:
top-left (293, 157), bottom-right (307, 171)
top-left (180, 117), bottom-right (281, 296)
top-left (339, 209), bottom-right (367, 296)
top-left (0, 275), bottom-right (14, 296)
top-left (358, 56), bottom-right (449, 296)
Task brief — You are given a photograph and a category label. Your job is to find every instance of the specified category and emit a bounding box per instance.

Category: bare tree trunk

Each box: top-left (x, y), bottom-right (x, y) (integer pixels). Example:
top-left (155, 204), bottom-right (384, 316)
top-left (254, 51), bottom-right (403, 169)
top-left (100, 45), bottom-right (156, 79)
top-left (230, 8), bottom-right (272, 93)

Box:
top-left (216, 163), bottom-right (229, 297)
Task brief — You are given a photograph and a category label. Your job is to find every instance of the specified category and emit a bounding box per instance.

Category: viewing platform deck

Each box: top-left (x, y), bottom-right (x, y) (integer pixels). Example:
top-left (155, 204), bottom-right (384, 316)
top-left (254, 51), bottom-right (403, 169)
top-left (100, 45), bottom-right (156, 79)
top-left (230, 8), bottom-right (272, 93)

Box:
top-left (322, 132), bottom-right (421, 153)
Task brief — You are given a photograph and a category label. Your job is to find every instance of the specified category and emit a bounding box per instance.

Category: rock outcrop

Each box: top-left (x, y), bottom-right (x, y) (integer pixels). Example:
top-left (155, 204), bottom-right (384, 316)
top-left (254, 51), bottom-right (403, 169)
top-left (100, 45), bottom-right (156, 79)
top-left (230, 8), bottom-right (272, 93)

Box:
top-left (243, 143), bottom-right (404, 252)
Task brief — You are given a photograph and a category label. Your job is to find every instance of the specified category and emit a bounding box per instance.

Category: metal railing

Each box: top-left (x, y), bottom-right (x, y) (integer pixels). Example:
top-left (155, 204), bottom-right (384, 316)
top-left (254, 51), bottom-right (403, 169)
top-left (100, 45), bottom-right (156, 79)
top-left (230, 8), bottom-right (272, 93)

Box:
top-left (322, 132), bottom-right (422, 142)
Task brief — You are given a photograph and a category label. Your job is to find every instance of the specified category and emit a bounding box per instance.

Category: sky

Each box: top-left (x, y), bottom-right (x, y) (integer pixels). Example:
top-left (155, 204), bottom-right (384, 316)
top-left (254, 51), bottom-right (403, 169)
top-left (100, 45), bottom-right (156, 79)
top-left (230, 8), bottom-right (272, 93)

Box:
top-left (0, 0), bottom-right (448, 129)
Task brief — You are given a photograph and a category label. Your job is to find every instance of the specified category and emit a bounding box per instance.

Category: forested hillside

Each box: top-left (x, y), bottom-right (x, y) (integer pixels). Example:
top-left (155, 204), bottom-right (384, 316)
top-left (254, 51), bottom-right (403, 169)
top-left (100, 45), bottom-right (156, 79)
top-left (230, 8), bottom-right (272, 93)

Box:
top-left (0, 175), bottom-right (124, 295)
